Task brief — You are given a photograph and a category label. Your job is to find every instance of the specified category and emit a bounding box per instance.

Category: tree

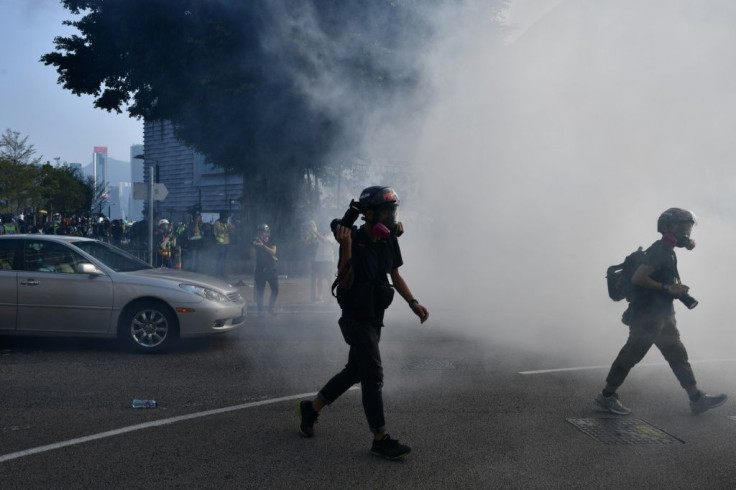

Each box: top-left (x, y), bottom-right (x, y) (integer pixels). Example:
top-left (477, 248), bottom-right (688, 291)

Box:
top-left (0, 129), bottom-right (42, 166)
top-left (0, 130), bottom-right (94, 216)
top-left (41, 0), bottom-right (437, 236)
top-left (39, 164), bottom-right (95, 215)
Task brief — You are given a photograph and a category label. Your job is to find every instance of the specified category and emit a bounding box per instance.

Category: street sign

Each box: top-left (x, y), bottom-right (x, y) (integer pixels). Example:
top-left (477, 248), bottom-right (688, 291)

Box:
top-left (153, 183), bottom-right (168, 201)
top-left (132, 182), bottom-right (148, 200)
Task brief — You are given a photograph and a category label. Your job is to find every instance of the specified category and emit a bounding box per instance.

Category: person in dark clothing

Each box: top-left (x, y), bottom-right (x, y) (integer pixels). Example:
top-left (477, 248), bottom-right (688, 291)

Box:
top-left (297, 186), bottom-right (429, 460)
top-left (250, 223), bottom-right (279, 316)
top-left (110, 220), bottom-right (124, 246)
top-left (595, 208), bottom-right (727, 415)
top-left (186, 211), bottom-right (204, 272)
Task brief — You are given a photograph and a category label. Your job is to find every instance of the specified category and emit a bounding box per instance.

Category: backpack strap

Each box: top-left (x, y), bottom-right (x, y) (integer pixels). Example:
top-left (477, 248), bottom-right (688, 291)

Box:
top-left (331, 258), bottom-right (352, 299)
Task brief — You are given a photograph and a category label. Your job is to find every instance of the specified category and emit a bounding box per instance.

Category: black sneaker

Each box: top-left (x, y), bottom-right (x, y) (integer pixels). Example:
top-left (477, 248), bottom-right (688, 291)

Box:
top-left (298, 400), bottom-right (318, 438)
top-left (690, 392), bottom-right (728, 414)
top-left (370, 435), bottom-right (411, 460)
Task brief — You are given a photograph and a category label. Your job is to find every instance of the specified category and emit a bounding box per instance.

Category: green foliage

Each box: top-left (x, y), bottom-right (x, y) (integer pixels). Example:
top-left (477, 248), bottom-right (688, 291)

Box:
top-left (0, 129), bottom-right (42, 166)
top-left (42, 1), bottom-right (431, 171)
top-left (41, 0), bottom-right (442, 236)
top-left (0, 130), bottom-right (94, 215)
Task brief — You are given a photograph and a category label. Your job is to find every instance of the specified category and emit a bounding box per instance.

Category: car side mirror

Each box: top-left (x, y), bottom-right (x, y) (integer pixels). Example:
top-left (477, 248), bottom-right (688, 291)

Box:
top-left (77, 263), bottom-right (104, 275)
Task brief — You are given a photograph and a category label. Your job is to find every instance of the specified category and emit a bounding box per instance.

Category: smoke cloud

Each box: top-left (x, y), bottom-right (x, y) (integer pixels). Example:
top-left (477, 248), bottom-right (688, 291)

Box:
top-left (369, 0), bottom-right (736, 364)
top-left (238, 0), bottom-right (736, 369)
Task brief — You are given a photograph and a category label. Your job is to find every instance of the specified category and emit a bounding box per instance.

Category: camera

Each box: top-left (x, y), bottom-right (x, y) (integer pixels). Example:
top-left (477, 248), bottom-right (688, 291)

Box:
top-left (330, 200), bottom-right (362, 234)
top-left (679, 294), bottom-right (698, 309)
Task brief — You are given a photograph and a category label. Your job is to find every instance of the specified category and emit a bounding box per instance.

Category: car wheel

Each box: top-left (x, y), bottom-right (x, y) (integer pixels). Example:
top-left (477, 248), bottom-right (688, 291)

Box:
top-left (119, 300), bottom-right (179, 353)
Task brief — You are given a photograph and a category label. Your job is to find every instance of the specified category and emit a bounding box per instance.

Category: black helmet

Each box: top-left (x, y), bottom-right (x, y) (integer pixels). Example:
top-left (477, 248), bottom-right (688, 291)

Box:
top-left (657, 208), bottom-right (696, 233)
top-left (256, 223), bottom-right (270, 232)
top-left (358, 186), bottom-right (399, 211)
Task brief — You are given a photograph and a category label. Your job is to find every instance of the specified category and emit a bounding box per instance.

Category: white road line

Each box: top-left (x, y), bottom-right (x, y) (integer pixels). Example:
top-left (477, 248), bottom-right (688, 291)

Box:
top-left (0, 388), bottom-right (357, 464)
top-left (519, 358), bottom-right (736, 375)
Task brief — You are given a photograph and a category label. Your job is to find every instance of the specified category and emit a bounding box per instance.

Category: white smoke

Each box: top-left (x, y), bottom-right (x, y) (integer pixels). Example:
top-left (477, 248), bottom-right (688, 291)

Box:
top-left (384, 0), bottom-right (736, 362)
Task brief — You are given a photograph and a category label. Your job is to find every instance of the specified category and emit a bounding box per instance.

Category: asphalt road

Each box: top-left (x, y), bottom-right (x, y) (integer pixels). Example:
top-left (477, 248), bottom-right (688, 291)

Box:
top-left (2, 305), bottom-right (736, 489)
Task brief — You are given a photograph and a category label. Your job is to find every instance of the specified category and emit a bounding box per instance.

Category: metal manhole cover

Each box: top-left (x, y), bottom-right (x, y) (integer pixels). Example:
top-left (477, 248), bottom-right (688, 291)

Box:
top-left (566, 418), bottom-right (684, 445)
top-left (401, 358), bottom-right (458, 370)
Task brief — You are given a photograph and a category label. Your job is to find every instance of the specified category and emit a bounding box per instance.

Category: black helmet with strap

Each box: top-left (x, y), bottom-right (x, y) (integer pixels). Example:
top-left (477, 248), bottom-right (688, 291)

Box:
top-left (358, 186), bottom-right (399, 212)
top-left (657, 208), bottom-right (696, 233)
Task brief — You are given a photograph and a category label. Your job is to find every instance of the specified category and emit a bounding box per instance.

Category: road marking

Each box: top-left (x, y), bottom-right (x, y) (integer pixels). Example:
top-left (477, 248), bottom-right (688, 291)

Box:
top-left (0, 388), bottom-right (357, 464)
top-left (519, 358), bottom-right (736, 375)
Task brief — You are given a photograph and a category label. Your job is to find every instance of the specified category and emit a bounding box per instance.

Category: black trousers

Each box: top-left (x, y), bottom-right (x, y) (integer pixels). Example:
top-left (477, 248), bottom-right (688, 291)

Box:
top-left (606, 312), bottom-right (696, 389)
top-left (318, 316), bottom-right (385, 433)
top-left (215, 244), bottom-right (229, 277)
top-left (254, 267), bottom-right (279, 311)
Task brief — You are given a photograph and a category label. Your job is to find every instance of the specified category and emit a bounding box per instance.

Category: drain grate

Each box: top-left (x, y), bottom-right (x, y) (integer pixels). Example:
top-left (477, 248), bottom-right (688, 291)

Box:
top-left (567, 418), bottom-right (684, 445)
top-left (401, 358), bottom-right (458, 370)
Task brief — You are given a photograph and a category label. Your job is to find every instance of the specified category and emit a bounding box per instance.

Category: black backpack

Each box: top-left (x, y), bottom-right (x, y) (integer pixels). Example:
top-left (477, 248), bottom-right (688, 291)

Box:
top-left (606, 247), bottom-right (645, 302)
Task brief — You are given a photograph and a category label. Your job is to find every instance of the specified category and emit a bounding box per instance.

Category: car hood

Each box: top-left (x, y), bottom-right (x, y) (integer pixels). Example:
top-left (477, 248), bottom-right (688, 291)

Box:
top-left (124, 268), bottom-right (235, 291)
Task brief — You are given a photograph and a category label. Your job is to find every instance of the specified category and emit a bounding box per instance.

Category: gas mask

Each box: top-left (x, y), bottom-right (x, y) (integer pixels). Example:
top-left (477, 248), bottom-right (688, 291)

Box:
top-left (664, 222), bottom-right (695, 250)
top-left (369, 204), bottom-right (399, 239)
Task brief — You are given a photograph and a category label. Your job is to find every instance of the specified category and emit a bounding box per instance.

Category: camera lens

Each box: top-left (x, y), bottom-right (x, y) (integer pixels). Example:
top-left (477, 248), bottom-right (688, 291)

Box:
top-left (679, 294), bottom-right (698, 309)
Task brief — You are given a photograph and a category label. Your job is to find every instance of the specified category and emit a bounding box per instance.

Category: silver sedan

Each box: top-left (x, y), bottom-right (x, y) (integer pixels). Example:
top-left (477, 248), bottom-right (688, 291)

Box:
top-left (0, 234), bottom-right (246, 353)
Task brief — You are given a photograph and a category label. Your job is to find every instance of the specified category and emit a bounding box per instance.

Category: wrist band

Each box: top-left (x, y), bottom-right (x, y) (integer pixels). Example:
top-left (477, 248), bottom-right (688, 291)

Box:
top-left (408, 298), bottom-right (419, 306)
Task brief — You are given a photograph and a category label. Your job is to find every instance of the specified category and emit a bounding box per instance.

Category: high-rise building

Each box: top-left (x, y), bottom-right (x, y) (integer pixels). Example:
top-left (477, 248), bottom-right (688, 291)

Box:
top-left (130, 145), bottom-right (145, 220)
top-left (93, 146), bottom-right (108, 192)
top-left (141, 121), bottom-right (241, 224)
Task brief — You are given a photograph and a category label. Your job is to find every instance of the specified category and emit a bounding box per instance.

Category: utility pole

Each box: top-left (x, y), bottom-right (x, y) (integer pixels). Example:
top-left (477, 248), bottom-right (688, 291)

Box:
top-left (149, 165), bottom-right (154, 265)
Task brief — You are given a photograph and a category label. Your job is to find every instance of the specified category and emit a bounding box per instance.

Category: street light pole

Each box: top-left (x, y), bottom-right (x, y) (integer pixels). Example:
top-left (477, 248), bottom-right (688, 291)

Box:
top-left (149, 165), bottom-right (154, 265)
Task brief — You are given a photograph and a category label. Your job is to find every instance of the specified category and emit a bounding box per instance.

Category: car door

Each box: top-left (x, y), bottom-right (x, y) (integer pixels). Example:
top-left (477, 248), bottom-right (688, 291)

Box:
top-left (0, 239), bottom-right (19, 331)
top-left (17, 239), bottom-right (115, 334)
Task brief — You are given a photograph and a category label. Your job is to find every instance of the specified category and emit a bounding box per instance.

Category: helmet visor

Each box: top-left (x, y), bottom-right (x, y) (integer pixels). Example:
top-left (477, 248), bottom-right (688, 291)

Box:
top-left (375, 203), bottom-right (399, 225)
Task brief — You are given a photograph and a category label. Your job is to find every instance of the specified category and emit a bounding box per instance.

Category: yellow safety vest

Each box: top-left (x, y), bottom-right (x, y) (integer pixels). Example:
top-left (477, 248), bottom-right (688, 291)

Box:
top-left (214, 221), bottom-right (229, 245)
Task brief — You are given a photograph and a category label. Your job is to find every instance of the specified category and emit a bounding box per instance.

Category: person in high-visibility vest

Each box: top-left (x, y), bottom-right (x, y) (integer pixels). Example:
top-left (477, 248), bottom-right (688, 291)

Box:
top-left (155, 219), bottom-right (175, 268)
top-left (2, 218), bottom-right (18, 235)
top-left (172, 221), bottom-right (187, 269)
top-left (213, 211), bottom-right (234, 278)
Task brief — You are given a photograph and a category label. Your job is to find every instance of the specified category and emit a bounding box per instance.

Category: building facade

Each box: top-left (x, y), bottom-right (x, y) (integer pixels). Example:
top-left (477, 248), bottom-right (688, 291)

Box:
top-left (141, 120), bottom-right (242, 224)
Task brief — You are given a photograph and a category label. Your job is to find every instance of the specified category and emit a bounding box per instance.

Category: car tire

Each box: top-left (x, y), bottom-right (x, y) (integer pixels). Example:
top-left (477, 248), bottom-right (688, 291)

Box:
top-left (118, 300), bottom-right (179, 353)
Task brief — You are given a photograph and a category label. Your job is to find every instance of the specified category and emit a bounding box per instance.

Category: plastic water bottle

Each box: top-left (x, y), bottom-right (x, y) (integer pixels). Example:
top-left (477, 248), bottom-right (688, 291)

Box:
top-left (131, 399), bottom-right (158, 409)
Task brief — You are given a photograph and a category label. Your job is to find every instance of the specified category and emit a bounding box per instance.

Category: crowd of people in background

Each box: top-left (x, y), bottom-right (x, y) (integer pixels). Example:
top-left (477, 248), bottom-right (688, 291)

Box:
top-left (0, 212), bottom-right (127, 240)
top-left (0, 210), bottom-right (339, 314)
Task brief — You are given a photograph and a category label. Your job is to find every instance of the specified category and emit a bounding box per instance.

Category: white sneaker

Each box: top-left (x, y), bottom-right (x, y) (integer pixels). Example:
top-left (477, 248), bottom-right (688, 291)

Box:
top-left (690, 392), bottom-right (727, 414)
top-left (594, 392), bottom-right (632, 415)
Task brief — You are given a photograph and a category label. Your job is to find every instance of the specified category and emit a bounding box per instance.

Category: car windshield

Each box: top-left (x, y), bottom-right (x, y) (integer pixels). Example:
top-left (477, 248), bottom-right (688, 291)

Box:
top-left (71, 240), bottom-right (153, 272)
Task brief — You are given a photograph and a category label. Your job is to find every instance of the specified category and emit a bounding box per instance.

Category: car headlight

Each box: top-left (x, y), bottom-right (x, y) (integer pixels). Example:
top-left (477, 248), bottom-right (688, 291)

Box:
top-left (179, 284), bottom-right (230, 302)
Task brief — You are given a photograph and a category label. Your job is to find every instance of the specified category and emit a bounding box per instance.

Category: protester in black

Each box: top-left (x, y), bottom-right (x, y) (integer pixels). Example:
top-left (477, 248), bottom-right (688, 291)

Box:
top-left (297, 186), bottom-right (429, 460)
top-left (595, 208), bottom-right (727, 415)
top-left (251, 223), bottom-right (278, 316)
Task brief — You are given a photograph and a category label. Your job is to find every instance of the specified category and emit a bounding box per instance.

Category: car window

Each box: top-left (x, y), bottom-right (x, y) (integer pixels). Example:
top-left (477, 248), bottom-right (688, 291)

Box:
top-left (71, 240), bottom-right (152, 272)
top-left (0, 239), bottom-right (18, 270)
top-left (23, 240), bottom-right (87, 274)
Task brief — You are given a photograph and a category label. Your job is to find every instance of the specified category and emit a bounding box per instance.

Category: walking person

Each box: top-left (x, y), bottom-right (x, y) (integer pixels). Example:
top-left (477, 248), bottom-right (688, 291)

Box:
top-left (297, 186), bottom-right (429, 460)
top-left (595, 208), bottom-right (727, 415)
top-left (251, 223), bottom-right (279, 316)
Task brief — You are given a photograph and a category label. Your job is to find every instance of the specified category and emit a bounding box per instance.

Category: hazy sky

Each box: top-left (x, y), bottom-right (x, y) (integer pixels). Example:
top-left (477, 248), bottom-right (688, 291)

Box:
top-left (0, 0), bottom-right (142, 165)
